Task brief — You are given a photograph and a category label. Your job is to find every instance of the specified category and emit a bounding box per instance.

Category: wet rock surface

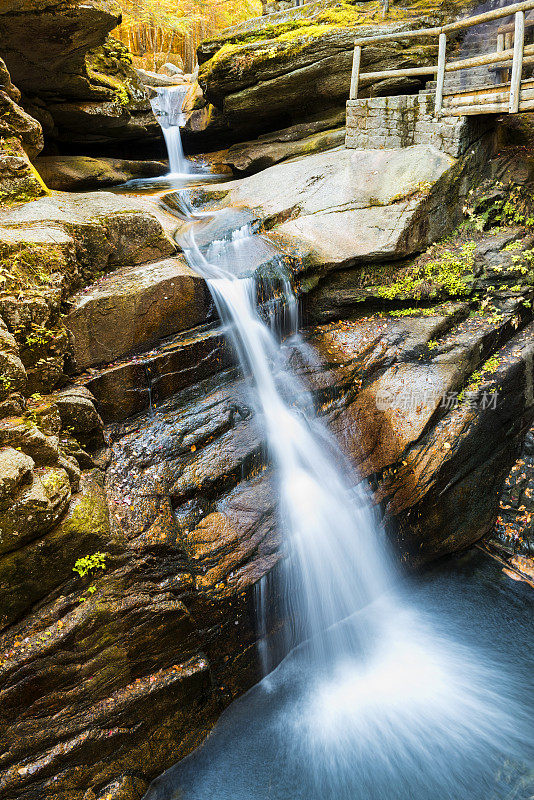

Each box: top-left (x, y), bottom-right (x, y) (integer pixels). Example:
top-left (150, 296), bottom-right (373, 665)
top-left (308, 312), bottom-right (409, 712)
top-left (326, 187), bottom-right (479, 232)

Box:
top-left (491, 425), bottom-right (534, 560)
top-left (0, 375), bottom-right (268, 800)
top-left (78, 323), bottom-right (233, 422)
top-left (34, 157), bottom-right (167, 192)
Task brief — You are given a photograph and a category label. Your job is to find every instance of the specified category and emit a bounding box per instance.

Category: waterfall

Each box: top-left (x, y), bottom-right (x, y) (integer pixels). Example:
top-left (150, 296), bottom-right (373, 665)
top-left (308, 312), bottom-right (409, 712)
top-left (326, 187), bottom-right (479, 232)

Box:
top-left (146, 202), bottom-right (532, 800)
top-left (180, 220), bottom-right (391, 670)
top-left (142, 131), bottom-right (532, 800)
top-left (150, 86), bottom-right (190, 175)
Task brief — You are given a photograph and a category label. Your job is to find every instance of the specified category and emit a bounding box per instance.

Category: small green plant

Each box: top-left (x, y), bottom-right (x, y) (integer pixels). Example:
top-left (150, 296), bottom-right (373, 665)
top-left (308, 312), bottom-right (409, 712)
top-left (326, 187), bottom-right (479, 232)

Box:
top-left (463, 183), bottom-right (534, 231)
top-left (73, 552), bottom-right (107, 601)
top-left (376, 243), bottom-right (475, 301)
top-left (459, 354), bottom-right (501, 401)
top-left (0, 375), bottom-right (12, 393)
top-left (503, 240), bottom-right (523, 252)
top-left (23, 324), bottom-right (57, 350)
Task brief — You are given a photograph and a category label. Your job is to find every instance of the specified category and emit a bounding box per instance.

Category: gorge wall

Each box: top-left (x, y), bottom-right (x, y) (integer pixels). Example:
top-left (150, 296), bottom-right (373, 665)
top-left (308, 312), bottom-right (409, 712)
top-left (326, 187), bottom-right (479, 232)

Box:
top-left (0, 0), bottom-right (159, 148)
top-left (0, 3), bottom-right (534, 800)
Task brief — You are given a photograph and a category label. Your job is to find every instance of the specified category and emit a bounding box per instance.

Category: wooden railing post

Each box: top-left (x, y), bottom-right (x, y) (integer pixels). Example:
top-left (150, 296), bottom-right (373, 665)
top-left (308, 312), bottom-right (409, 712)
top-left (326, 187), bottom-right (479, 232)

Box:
top-left (350, 45), bottom-right (362, 100)
top-left (435, 32), bottom-right (447, 115)
top-left (496, 31), bottom-right (505, 83)
top-left (510, 10), bottom-right (525, 112)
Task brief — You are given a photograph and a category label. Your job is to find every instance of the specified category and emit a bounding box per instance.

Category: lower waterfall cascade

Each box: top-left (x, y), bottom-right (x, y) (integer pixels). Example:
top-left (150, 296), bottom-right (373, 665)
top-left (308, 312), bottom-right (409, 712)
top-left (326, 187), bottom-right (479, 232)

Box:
top-left (141, 86), bottom-right (534, 800)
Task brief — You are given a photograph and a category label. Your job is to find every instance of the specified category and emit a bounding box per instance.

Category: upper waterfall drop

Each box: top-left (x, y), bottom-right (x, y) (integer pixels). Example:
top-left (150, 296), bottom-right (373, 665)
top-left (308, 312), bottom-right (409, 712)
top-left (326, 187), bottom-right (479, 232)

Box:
top-left (150, 85), bottom-right (191, 175)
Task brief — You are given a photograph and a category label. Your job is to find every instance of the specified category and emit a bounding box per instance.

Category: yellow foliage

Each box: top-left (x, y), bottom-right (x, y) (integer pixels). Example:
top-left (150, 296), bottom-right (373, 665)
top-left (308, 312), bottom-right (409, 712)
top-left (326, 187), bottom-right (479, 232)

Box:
top-left (113, 0), bottom-right (262, 71)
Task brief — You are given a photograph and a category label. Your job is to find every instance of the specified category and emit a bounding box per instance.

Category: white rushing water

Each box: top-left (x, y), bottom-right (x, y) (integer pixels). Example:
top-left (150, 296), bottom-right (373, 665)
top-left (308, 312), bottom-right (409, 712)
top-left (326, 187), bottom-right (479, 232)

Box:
top-left (147, 208), bottom-right (532, 800)
top-left (182, 222), bottom-right (390, 667)
top-left (144, 92), bottom-right (532, 800)
top-left (150, 86), bottom-right (190, 175)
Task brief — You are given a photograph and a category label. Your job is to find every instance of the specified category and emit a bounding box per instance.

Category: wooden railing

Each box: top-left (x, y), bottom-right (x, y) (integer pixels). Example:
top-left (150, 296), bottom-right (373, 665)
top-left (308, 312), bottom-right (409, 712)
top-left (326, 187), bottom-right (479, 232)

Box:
top-left (349, 0), bottom-right (534, 115)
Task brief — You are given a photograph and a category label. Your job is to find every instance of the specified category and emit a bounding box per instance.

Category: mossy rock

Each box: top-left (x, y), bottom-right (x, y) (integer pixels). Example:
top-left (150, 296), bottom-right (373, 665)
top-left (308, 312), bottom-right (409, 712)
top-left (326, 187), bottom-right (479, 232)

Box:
top-left (0, 470), bottom-right (113, 630)
top-left (85, 36), bottom-right (145, 110)
top-left (196, 0), bottom-right (473, 137)
top-left (0, 138), bottom-right (48, 206)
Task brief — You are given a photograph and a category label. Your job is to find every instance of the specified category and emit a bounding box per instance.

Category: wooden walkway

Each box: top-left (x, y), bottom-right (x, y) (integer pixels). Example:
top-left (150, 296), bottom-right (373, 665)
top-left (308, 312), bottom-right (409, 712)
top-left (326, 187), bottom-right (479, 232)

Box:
top-left (349, 0), bottom-right (534, 117)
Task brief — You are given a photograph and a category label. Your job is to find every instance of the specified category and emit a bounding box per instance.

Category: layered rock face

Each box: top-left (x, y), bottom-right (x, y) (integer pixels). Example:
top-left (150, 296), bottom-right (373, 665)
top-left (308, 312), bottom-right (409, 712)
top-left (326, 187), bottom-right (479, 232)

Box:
top-left (1, 113), bottom-right (534, 800)
top-left (0, 57), bottom-right (46, 203)
top-left (171, 143), bottom-right (534, 568)
top-left (0, 1), bottom-right (159, 146)
top-left (0, 194), bottom-right (229, 800)
top-left (196, 0), bottom-right (470, 141)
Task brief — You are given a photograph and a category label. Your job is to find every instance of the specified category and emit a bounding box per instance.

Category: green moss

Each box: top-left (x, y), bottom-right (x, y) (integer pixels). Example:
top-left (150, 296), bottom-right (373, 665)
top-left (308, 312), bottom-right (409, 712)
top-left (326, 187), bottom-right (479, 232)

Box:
top-left (40, 468), bottom-right (70, 495)
top-left (386, 306), bottom-right (441, 316)
top-left (459, 354), bottom-right (502, 400)
top-left (200, 0), bottom-right (446, 79)
top-left (86, 36), bottom-right (137, 107)
top-left (376, 242), bottom-right (475, 301)
top-left (204, 0), bottom-right (440, 49)
top-left (0, 242), bottom-right (65, 292)
top-left (65, 492), bottom-right (111, 540)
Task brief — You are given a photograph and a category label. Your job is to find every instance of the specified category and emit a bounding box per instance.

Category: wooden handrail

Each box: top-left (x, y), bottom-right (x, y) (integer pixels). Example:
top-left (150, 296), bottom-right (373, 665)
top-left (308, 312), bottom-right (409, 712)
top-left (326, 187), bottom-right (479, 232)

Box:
top-left (497, 11), bottom-right (534, 34)
top-left (441, 0), bottom-right (534, 33)
top-left (349, 0), bottom-right (534, 117)
top-left (353, 0), bottom-right (534, 46)
top-left (356, 44), bottom-right (534, 85)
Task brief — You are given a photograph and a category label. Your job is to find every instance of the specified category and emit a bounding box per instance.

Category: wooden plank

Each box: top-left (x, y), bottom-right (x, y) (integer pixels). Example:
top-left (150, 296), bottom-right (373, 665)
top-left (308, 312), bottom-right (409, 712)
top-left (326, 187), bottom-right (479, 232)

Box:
top-left (510, 11), bottom-right (525, 112)
top-left (435, 32), bottom-right (447, 114)
top-left (497, 11), bottom-right (534, 34)
top-left (445, 96), bottom-right (534, 115)
top-left (359, 65), bottom-right (437, 82)
top-left (442, 0), bottom-right (534, 34)
top-left (444, 42), bottom-right (534, 71)
top-left (443, 85), bottom-right (534, 107)
top-left (444, 74), bottom-right (534, 98)
top-left (349, 45), bottom-right (361, 100)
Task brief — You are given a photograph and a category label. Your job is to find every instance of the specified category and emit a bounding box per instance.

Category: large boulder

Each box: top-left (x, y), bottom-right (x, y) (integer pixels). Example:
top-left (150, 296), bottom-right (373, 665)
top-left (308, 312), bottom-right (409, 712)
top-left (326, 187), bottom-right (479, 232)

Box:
top-left (66, 257), bottom-right (212, 369)
top-left (0, 3), bottom-right (159, 145)
top-left (182, 144), bottom-right (478, 280)
top-left (196, 0), bottom-right (469, 140)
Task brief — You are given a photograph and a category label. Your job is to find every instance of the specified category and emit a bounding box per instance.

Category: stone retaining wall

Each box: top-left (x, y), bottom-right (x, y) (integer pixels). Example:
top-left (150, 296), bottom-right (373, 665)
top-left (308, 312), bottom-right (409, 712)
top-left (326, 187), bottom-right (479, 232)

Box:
top-left (346, 94), bottom-right (495, 158)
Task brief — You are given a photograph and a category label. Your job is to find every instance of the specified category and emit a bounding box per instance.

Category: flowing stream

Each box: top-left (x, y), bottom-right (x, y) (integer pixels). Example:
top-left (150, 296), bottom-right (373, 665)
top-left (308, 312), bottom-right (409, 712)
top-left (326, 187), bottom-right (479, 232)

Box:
top-left (142, 88), bottom-right (533, 800)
